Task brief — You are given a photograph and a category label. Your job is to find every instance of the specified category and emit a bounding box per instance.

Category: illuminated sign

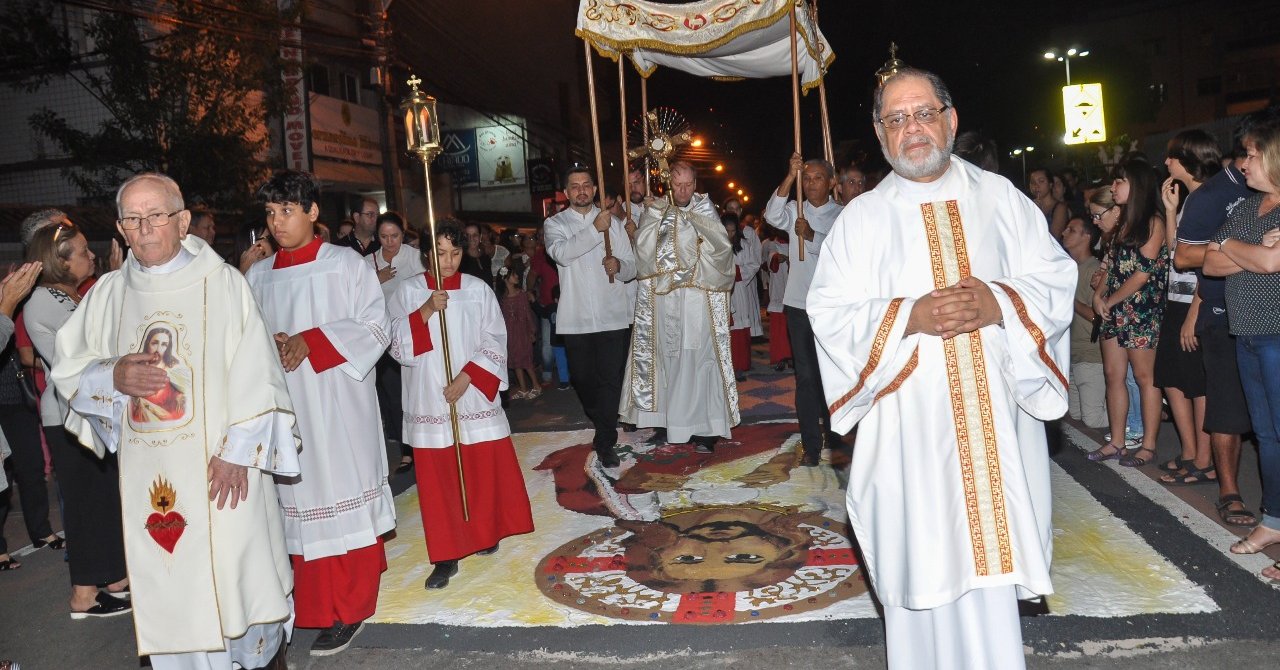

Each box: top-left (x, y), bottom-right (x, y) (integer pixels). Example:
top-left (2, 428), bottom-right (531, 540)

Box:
top-left (1063, 83), bottom-right (1106, 145)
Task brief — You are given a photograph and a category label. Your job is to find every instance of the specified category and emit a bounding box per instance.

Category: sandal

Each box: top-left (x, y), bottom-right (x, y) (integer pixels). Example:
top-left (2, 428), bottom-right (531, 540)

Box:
top-left (1230, 523), bottom-right (1280, 554)
top-left (1087, 443), bottom-right (1126, 462)
top-left (1263, 561), bottom-right (1280, 584)
top-left (1119, 447), bottom-right (1156, 468)
top-left (526, 387), bottom-right (542, 400)
top-left (0, 557), bottom-right (20, 571)
top-left (510, 390), bottom-right (528, 400)
top-left (1160, 464), bottom-right (1217, 486)
top-left (33, 535), bottom-right (66, 551)
top-left (1216, 495), bottom-right (1258, 528)
top-left (394, 458), bottom-right (414, 475)
top-left (1159, 456), bottom-right (1193, 474)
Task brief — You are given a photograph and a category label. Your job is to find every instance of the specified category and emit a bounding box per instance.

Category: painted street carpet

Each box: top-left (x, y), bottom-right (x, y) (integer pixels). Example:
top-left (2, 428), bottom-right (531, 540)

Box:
top-left (371, 421), bottom-right (1216, 626)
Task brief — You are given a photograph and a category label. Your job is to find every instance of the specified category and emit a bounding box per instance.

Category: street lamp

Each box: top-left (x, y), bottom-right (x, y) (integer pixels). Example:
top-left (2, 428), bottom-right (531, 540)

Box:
top-left (1043, 48), bottom-right (1089, 85)
top-left (399, 74), bottom-right (469, 520)
top-left (1010, 145), bottom-right (1035, 183)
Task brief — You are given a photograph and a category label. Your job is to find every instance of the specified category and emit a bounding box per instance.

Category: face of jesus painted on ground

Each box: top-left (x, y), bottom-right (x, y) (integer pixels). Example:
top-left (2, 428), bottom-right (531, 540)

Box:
top-left (875, 74), bottom-right (957, 183)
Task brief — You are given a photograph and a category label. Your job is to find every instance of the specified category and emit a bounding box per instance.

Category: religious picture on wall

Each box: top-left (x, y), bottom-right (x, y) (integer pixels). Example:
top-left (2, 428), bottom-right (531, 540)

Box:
top-left (129, 323), bottom-right (193, 429)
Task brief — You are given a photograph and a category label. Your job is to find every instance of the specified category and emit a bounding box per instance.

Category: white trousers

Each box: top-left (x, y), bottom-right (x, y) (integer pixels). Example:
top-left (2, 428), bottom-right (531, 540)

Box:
top-left (883, 585), bottom-right (1025, 670)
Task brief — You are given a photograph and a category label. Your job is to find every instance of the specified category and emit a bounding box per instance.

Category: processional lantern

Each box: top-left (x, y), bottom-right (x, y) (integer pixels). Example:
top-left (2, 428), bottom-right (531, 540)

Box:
top-left (400, 74), bottom-right (441, 158)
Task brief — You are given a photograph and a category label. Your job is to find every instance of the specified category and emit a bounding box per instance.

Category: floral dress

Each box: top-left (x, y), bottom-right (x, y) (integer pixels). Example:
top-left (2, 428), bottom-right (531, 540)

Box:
top-left (1099, 243), bottom-right (1169, 349)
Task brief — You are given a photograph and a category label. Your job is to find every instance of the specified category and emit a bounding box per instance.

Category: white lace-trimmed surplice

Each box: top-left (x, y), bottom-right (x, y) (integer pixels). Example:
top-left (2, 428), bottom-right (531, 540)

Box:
top-left (52, 236), bottom-right (299, 658)
top-left (245, 242), bottom-right (396, 561)
top-left (730, 227), bottom-right (763, 336)
top-left (808, 157), bottom-right (1076, 611)
top-left (387, 272), bottom-right (510, 449)
top-left (621, 193), bottom-right (740, 443)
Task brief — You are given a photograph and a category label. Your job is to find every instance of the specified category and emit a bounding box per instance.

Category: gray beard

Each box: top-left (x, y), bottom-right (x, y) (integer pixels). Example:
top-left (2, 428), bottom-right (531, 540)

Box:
top-left (882, 134), bottom-right (955, 181)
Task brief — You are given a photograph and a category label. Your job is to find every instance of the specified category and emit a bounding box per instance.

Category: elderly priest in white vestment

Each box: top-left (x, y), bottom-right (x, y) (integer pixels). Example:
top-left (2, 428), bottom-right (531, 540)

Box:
top-left (53, 173), bottom-right (299, 670)
top-left (808, 69), bottom-right (1075, 669)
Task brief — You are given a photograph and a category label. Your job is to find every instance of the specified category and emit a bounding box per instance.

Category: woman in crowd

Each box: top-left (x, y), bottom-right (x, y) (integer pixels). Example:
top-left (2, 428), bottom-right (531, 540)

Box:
top-left (1089, 159), bottom-right (1169, 467)
top-left (0, 261), bottom-right (48, 573)
top-left (1203, 117), bottom-right (1280, 582)
top-left (1089, 186), bottom-right (1145, 447)
top-left (23, 223), bottom-right (130, 618)
top-left (369, 212), bottom-right (425, 474)
top-left (1029, 167), bottom-right (1070, 239)
top-left (1155, 131), bottom-right (1220, 484)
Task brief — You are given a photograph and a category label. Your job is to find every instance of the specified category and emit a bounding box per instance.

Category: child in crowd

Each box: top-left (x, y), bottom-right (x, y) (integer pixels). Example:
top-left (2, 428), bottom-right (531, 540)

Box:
top-left (496, 258), bottom-right (540, 399)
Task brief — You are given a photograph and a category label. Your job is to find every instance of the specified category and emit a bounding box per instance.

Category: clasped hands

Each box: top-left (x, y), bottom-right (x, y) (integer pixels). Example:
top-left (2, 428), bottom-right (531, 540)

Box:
top-left (113, 354), bottom-right (248, 510)
top-left (906, 276), bottom-right (1002, 339)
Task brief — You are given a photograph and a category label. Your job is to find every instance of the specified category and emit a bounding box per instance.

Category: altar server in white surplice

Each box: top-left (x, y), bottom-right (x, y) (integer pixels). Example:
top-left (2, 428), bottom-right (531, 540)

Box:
top-left (387, 221), bottom-right (533, 591)
top-left (54, 173), bottom-right (298, 670)
top-left (246, 170), bottom-right (394, 657)
top-left (620, 161), bottom-right (739, 453)
top-left (807, 69), bottom-right (1075, 670)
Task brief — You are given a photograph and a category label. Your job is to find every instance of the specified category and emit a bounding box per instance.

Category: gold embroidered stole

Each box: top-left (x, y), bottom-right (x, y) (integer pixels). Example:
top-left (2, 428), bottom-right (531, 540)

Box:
top-left (921, 201), bottom-right (1013, 576)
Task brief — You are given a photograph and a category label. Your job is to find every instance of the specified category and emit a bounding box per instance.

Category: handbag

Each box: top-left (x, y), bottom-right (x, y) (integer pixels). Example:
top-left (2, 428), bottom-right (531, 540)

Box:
top-left (15, 366), bottom-right (39, 411)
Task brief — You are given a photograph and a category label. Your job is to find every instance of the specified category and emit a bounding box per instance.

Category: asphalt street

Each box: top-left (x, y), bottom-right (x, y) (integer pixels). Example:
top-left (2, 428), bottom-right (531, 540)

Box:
top-left (3, 359), bottom-right (1278, 669)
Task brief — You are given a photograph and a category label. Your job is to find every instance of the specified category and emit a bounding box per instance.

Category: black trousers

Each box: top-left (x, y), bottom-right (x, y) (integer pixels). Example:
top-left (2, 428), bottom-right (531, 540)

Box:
top-left (44, 425), bottom-right (126, 586)
top-left (0, 404), bottom-right (53, 554)
top-left (786, 306), bottom-right (831, 458)
top-left (375, 353), bottom-right (407, 455)
top-left (563, 328), bottom-right (631, 450)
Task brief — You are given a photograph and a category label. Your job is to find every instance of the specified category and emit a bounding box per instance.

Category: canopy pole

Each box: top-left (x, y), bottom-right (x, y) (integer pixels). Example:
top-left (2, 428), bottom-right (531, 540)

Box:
top-left (618, 56), bottom-right (633, 240)
top-left (582, 40), bottom-right (615, 282)
top-left (811, 1), bottom-right (835, 166)
top-left (640, 75), bottom-right (651, 197)
top-left (788, 0), bottom-right (806, 261)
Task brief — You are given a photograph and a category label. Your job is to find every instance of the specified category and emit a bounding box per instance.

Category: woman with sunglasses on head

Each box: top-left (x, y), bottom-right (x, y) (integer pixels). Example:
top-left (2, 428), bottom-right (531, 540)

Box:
top-left (1089, 159), bottom-right (1169, 467)
top-left (23, 223), bottom-right (131, 619)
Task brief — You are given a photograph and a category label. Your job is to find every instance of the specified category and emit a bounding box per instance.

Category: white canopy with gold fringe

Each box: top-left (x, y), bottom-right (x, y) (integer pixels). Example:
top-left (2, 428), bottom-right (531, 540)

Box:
top-left (575, 0), bottom-right (835, 92)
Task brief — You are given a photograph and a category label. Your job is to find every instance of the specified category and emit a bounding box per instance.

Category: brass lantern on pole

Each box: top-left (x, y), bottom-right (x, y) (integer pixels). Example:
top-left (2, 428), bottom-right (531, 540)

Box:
top-left (400, 75), bottom-right (441, 159)
top-left (399, 74), bottom-right (468, 520)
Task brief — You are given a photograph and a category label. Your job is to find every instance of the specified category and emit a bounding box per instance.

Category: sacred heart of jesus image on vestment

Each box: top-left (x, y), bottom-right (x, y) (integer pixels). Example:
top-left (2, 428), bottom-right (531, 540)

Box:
top-left (145, 476), bottom-right (188, 553)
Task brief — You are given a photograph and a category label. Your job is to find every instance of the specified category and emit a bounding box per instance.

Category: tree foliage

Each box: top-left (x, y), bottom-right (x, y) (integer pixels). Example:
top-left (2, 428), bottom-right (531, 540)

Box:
top-left (3, 0), bottom-right (289, 210)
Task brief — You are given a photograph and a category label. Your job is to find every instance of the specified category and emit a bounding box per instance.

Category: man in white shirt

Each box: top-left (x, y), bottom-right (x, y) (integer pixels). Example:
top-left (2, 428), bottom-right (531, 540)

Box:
top-left (543, 166), bottom-right (637, 467)
top-left (763, 154), bottom-right (842, 466)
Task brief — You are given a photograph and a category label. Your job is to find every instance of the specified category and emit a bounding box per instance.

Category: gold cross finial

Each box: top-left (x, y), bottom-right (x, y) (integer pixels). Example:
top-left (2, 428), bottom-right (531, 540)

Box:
top-left (876, 42), bottom-right (907, 86)
top-left (406, 74), bottom-right (422, 91)
top-left (628, 110), bottom-right (692, 199)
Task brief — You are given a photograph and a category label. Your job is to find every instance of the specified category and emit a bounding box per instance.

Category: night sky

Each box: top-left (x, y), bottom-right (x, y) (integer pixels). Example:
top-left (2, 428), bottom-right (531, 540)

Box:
top-left (639, 0), bottom-right (1152, 205)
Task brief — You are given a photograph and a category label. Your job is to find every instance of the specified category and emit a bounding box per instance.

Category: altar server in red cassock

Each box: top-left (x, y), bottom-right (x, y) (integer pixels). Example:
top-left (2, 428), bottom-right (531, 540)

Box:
top-left (388, 220), bottom-right (533, 590)
top-left (245, 171), bottom-right (395, 657)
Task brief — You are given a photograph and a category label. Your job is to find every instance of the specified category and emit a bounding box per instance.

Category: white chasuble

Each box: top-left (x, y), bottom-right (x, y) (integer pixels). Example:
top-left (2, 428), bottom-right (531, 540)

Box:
top-left (52, 236), bottom-right (299, 655)
top-left (387, 272), bottom-right (511, 449)
top-left (808, 157), bottom-right (1076, 610)
top-left (245, 242), bottom-right (396, 561)
top-left (621, 193), bottom-right (740, 443)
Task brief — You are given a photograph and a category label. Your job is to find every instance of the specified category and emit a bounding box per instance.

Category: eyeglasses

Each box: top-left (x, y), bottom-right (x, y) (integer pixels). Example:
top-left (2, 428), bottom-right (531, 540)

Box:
top-left (877, 106), bottom-right (950, 130)
top-left (118, 211), bottom-right (182, 230)
top-left (1090, 206), bottom-right (1116, 221)
top-left (359, 211), bottom-right (378, 217)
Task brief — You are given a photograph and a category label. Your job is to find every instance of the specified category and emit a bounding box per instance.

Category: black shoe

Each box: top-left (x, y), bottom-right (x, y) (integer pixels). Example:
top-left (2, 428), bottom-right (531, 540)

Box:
top-left (425, 561), bottom-right (459, 589)
top-left (33, 535), bottom-right (66, 551)
top-left (692, 436), bottom-right (717, 454)
top-left (773, 361), bottom-right (787, 372)
top-left (394, 459), bottom-right (414, 474)
top-left (476, 542), bottom-right (500, 556)
top-left (735, 371), bottom-right (747, 382)
top-left (800, 452), bottom-right (821, 467)
top-left (310, 620), bottom-right (364, 656)
top-left (644, 428), bottom-right (668, 447)
top-left (595, 445), bottom-right (620, 468)
top-left (69, 591), bottom-right (132, 620)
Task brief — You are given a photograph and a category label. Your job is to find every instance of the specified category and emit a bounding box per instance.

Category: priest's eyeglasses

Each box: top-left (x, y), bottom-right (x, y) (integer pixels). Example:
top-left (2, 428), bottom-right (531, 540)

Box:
top-left (118, 211), bottom-right (182, 230)
top-left (877, 106), bottom-right (950, 130)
